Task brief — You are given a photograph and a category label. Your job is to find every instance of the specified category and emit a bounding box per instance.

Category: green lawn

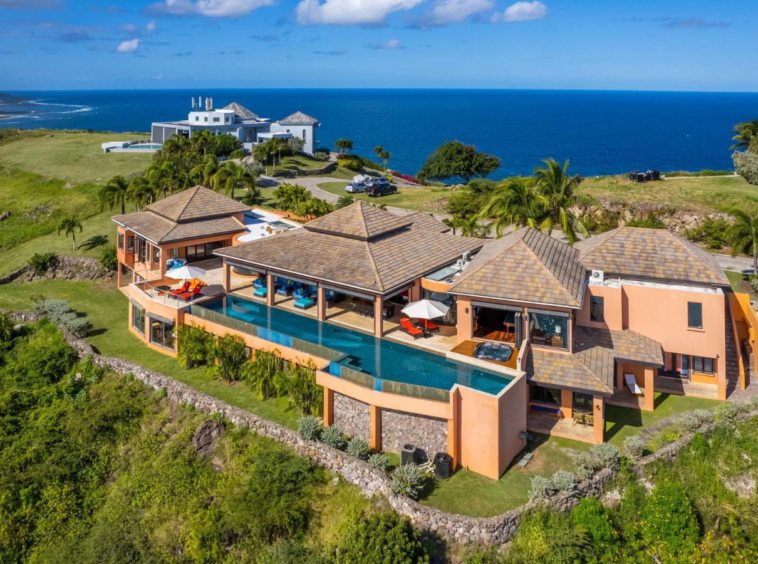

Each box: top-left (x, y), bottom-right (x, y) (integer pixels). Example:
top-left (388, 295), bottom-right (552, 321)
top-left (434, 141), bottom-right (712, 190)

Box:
top-left (0, 130), bottom-right (152, 184)
top-left (0, 279), bottom-right (301, 429)
top-left (422, 435), bottom-right (590, 517)
top-left (317, 181), bottom-right (451, 213)
top-left (578, 174), bottom-right (755, 214)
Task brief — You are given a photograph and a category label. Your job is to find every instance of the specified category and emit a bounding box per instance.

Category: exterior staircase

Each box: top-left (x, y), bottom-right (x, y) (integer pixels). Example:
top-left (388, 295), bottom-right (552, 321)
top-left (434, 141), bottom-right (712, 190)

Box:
top-left (725, 301), bottom-right (758, 402)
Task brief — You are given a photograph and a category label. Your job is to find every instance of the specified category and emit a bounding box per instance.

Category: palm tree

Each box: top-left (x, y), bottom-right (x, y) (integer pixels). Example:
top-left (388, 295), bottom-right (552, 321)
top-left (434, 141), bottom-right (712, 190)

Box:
top-left (191, 130), bottom-right (213, 156)
top-left (212, 161), bottom-right (255, 200)
top-left (190, 154), bottom-right (219, 187)
top-left (336, 195), bottom-right (354, 209)
top-left (161, 133), bottom-right (190, 156)
top-left (241, 186), bottom-right (263, 207)
top-left (459, 215), bottom-right (490, 238)
top-left (479, 176), bottom-right (541, 237)
top-left (99, 175), bottom-right (129, 215)
top-left (533, 159), bottom-right (596, 245)
top-left (731, 119), bottom-right (758, 151)
top-left (373, 145), bottom-right (391, 169)
top-left (334, 138), bottom-right (353, 155)
top-left (57, 215), bottom-right (83, 251)
top-left (253, 142), bottom-right (272, 174)
top-left (442, 215), bottom-right (468, 236)
top-left (127, 176), bottom-right (159, 211)
top-left (726, 200), bottom-right (758, 275)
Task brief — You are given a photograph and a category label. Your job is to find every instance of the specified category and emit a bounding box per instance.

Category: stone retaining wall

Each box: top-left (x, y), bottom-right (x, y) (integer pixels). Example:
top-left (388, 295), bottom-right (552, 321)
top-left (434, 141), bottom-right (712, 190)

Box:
top-left (1, 256), bottom-right (113, 285)
top-left (272, 161), bottom-right (337, 178)
top-left (334, 393), bottom-right (371, 443)
top-left (5, 308), bottom-right (754, 546)
top-left (381, 408), bottom-right (447, 462)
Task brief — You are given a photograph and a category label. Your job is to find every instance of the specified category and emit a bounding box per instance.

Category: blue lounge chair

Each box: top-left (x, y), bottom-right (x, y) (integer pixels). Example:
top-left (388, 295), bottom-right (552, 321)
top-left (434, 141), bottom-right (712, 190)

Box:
top-left (294, 298), bottom-right (316, 310)
top-left (253, 277), bottom-right (266, 289)
top-left (254, 287), bottom-right (267, 298)
top-left (293, 287), bottom-right (308, 300)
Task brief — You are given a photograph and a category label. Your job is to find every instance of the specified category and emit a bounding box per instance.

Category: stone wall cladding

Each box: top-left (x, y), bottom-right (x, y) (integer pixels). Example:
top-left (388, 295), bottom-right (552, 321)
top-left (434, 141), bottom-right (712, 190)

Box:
top-left (271, 161), bottom-right (337, 178)
top-left (5, 308), bottom-right (757, 547)
top-left (1, 256), bottom-right (114, 286)
top-left (334, 393), bottom-right (371, 443)
top-left (382, 408), bottom-right (447, 461)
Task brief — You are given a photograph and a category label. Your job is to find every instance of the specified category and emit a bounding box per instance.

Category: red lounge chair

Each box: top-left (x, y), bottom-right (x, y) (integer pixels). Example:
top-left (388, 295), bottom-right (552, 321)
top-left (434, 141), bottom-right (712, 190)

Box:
top-left (165, 281), bottom-right (191, 297)
top-left (400, 317), bottom-right (424, 340)
top-left (421, 319), bottom-right (440, 332)
top-left (177, 284), bottom-right (203, 301)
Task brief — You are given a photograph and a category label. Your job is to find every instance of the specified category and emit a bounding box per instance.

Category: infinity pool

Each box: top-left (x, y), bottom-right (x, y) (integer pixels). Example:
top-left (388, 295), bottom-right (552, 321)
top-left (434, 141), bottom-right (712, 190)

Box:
top-left (197, 295), bottom-right (513, 396)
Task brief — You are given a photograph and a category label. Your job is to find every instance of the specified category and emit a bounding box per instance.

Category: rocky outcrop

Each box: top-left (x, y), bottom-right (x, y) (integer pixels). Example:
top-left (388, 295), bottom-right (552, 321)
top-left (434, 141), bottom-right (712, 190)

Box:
top-left (272, 161), bottom-right (337, 178)
top-left (193, 419), bottom-right (225, 460)
top-left (1, 256), bottom-right (114, 285)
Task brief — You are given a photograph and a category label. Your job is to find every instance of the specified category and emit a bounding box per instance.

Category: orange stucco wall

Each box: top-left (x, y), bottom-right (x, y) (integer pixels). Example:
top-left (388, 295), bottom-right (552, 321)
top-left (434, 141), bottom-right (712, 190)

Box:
top-left (126, 285), bottom-right (183, 357)
top-left (578, 283), bottom-right (727, 391)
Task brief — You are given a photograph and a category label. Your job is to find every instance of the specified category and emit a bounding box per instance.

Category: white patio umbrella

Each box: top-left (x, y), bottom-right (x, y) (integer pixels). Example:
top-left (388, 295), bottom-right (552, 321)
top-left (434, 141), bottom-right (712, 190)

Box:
top-left (401, 299), bottom-right (449, 320)
top-left (166, 265), bottom-right (206, 281)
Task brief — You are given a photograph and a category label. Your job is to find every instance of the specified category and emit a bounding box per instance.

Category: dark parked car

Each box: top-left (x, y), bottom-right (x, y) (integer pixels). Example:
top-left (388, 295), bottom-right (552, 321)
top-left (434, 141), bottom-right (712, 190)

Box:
top-left (366, 178), bottom-right (397, 197)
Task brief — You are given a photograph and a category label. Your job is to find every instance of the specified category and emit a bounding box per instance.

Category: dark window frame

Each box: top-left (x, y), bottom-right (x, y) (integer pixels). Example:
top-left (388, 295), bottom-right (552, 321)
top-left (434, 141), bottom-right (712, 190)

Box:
top-left (117, 232), bottom-right (124, 251)
top-left (149, 318), bottom-right (175, 350)
top-left (692, 355), bottom-right (715, 375)
top-left (529, 311), bottom-right (569, 350)
top-left (152, 245), bottom-right (160, 264)
top-left (573, 392), bottom-right (593, 414)
top-left (590, 296), bottom-right (604, 323)
top-left (131, 304), bottom-right (145, 335)
top-left (687, 301), bottom-right (703, 329)
top-left (127, 235), bottom-right (135, 252)
top-left (530, 385), bottom-right (561, 406)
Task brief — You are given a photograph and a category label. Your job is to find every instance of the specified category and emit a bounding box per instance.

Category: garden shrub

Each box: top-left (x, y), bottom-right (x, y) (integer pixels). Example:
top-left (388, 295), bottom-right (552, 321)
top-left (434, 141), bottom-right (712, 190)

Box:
top-left (336, 155), bottom-right (364, 171)
top-left (32, 298), bottom-right (90, 337)
top-left (208, 133), bottom-right (241, 157)
top-left (208, 333), bottom-right (248, 385)
top-left (368, 453), bottom-right (389, 472)
top-left (751, 395), bottom-right (758, 409)
top-left (571, 496), bottom-right (619, 559)
top-left (229, 149), bottom-right (244, 159)
top-left (312, 151), bottom-right (330, 162)
top-left (346, 438), bottom-right (370, 461)
top-left (297, 415), bottom-right (322, 441)
top-left (552, 470), bottom-right (577, 496)
top-left (590, 443), bottom-right (620, 471)
top-left (641, 481), bottom-right (700, 558)
top-left (714, 402), bottom-right (739, 423)
top-left (573, 452), bottom-right (600, 481)
top-left (734, 150), bottom-right (758, 186)
top-left (623, 435), bottom-right (647, 461)
top-left (331, 512), bottom-right (429, 564)
top-left (678, 412), bottom-right (700, 434)
top-left (321, 425), bottom-right (347, 450)
top-left (99, 246), bottom-right (118, 271)
top-left (504, 509), bottom-right (592, 564)
top-left (177, 324), bottom-right (214, 368)
top-left (529, 475), bottom-right (556, 500)
top-left (685, 217), bottom-right (731, 250)
top-left (29, 252), bottom-right (56, 276)
top-left (285, 360), bottom-right (323, 416)
top-left (246, 349), bottom-right (285, 399)
top-left (693, 408), bottom-right (714, 426)
top-left (390, 463), bottom-right (424, 499)
top-left (626, 212), bottom-right (666, 229)
top-left (689, 432), bottom-right (710, 456)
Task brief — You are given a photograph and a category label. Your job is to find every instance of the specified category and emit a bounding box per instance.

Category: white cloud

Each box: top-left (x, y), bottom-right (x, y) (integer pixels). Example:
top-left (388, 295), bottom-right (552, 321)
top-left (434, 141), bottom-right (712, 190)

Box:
top-left (296, 0), bottom-right (425, 26)
top-left (147, 20), bottom-right (156, 33)
top-left (369, 38), bottom-right (402, 49)
top-left (117, 38), bottom-right (139, 52)
top-left (411, 0), bottom-right (493, 28)
top-left (145, 0), bottom-right (275, 18)
top-left (491, 1), bottom-right (547, 23)
top-left (120, 23), bottom-right (138, 33)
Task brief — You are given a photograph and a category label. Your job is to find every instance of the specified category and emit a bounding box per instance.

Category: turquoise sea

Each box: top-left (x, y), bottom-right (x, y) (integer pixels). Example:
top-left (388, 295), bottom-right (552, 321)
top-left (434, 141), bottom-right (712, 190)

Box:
top-left (4, 89), bottom-right (758, 178)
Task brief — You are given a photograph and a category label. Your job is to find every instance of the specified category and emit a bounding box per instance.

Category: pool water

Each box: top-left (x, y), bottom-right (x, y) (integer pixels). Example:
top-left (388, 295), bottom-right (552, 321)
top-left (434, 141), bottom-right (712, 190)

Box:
top-left (124, 144), bottom-right (162, 150)
top-left (199, 295), bottom-right (513, 395)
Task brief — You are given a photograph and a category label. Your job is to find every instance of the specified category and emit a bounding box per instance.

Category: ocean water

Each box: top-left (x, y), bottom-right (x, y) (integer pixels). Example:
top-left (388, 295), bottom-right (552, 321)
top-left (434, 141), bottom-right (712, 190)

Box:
top-left (4, 89), bottom-right (758, 178)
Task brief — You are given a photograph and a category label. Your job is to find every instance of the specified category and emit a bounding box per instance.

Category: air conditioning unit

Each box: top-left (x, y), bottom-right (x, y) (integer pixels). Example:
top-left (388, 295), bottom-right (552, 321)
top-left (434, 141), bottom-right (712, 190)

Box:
top-left (589, 270), bottom-right (605, 285)
top-left (462, 251), bottom-right (472, 262)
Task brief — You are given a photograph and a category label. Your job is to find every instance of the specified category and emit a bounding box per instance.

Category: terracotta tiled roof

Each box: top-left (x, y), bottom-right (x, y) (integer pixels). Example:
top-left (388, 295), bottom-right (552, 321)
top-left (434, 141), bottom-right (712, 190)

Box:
top-left (112, 213), bottom-right (244, 244)
top-left (222, 102), bottom-right (259, 120)
top-left (405, 211), bottom-right (451, 234)
top-left (305, 201), bottom-right (413, 240)
top-left (278, 111), bottom-right (319, 125)
top-left (526, 326), bottom-right (663, 395)
top-left (575, 227), bottom-right (729, 286)
top-left (146, 186), bottom-right (250, 223)
top-left (448, 227), bottom-right (587, 308)
top-left (216, 204), bottom-right (483, 294)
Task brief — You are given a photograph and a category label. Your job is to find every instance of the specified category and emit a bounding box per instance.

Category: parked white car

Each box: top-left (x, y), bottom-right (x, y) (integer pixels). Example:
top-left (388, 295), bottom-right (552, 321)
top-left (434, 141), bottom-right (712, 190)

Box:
top-left (345, 182), bottom-right (367, 193)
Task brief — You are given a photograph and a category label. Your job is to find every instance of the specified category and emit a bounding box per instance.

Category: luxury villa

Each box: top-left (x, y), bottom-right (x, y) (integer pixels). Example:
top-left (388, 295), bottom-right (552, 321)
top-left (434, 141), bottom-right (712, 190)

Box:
top-left (113, 187), bottom-right (753, 480)
top-left (149, 98), bottom-right (320, 154)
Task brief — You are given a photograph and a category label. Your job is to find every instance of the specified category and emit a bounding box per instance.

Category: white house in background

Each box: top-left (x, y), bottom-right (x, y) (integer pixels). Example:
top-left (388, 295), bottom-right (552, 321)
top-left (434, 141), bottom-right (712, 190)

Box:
top-left (150, 97), bottom-right (320, 154)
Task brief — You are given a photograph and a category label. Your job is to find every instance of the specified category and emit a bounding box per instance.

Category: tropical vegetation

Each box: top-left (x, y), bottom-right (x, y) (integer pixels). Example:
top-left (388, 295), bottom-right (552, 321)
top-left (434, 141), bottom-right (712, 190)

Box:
top-left (56, 215), bottom-right (83, 251)
top-left (726, 198), bottom-right (758, 274)
top-left (417, 140), bottom-right (501, 183)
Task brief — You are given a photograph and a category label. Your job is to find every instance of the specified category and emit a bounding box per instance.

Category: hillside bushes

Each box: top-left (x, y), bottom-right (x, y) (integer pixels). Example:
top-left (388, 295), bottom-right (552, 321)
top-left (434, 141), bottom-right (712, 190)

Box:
top-left (31, 297), bottom-right (91, 337)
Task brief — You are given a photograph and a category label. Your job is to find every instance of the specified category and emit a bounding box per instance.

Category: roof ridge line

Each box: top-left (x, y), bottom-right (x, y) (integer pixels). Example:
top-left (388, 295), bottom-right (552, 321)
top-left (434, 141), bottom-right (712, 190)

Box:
top-left (573, 351), bottom-right (614, 394)
top-left (176, 186), bottom-right (199, 221)
top-left (364, 239), bottom-right (383, 292)
top-left (452, 229), bottom-right (523, 285)
top-left (522, 237), bottom-right (581, 306)
top-left (580, 227), bottom-right (625, 260)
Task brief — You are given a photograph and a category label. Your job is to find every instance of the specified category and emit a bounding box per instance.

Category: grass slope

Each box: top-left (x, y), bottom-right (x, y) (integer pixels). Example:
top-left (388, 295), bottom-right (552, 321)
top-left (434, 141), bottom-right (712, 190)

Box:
top-left (0, 279), bottom-right (302, 429)
top-left (318, 181), bottom-right (451, 212)
top-left (0, 130), bottom-right (152, 184)
top-left (579, 174), bottom-right (755, 213)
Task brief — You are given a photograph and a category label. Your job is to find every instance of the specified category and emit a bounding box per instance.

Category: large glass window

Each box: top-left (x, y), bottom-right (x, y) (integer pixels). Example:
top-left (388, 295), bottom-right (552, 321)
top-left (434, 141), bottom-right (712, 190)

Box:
top-left (149, 318), bottom-right (175, 350)
top-left (127, 235), bottom-right (134, 252)
top-left (118, 232), bottom-right (124, 250)
top-left (573, 392), bottom-right (593, 414)
top-left (692, 356), bottom-right (715, 375)
top-left (185, 240), bottom-right (226, 263)
top-left (136, 237), bottom-right (148, 263)
top-left (530, 385), bottom-right (561, 405)
top-left (688, 302), bottom-right (703, 329)
top-left (152, 245), bottom-right (160, 263)
top-left (529, 311), bottom-right (569, 349)
top-left (132, 304), bottom-right (145, 335)
top-left (423, 290), bottom-right (456, 325)
top-left (590, 296), bottom-right (604, 323)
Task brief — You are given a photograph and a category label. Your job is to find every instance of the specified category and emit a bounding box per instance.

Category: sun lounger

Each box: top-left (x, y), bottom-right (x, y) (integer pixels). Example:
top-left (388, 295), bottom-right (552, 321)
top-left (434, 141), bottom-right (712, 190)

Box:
top-left (177, 284), bottom-right (203, 301)
top-left (625, 373), bottom-right (643, 396)
top-left (253, 277), bottom-right (266, 289)
top-left (421, 319), bottom-right (440, 332)
top-left (294, 298), bottom-right (315, 310)
top-left (400, 317), bottom-right (424, 340)
top-left (293, 288), bottom-right (308, 300)
top-left (164, 281), bottom-right (191, 297)
top-left (254, 287), bottom-right (267, 298)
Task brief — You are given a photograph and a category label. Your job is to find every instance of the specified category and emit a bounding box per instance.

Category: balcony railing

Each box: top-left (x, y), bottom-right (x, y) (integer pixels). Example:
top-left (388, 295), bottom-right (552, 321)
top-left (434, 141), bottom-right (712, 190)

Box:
top-left (187, 303), bottom-right (345, 363)
top-left (328, 362), bottom-right (451, 403)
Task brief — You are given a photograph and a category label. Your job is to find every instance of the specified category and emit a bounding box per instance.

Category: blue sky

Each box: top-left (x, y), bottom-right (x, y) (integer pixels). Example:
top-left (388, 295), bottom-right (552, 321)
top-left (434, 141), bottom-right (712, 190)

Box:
top-left (1, 0), bottom-right (756, 91)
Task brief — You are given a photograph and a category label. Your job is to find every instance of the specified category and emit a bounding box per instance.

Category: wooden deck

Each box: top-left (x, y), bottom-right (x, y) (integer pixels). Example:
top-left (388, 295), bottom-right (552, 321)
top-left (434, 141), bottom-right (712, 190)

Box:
top-left (450, 340), bottom-right (519, 370)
